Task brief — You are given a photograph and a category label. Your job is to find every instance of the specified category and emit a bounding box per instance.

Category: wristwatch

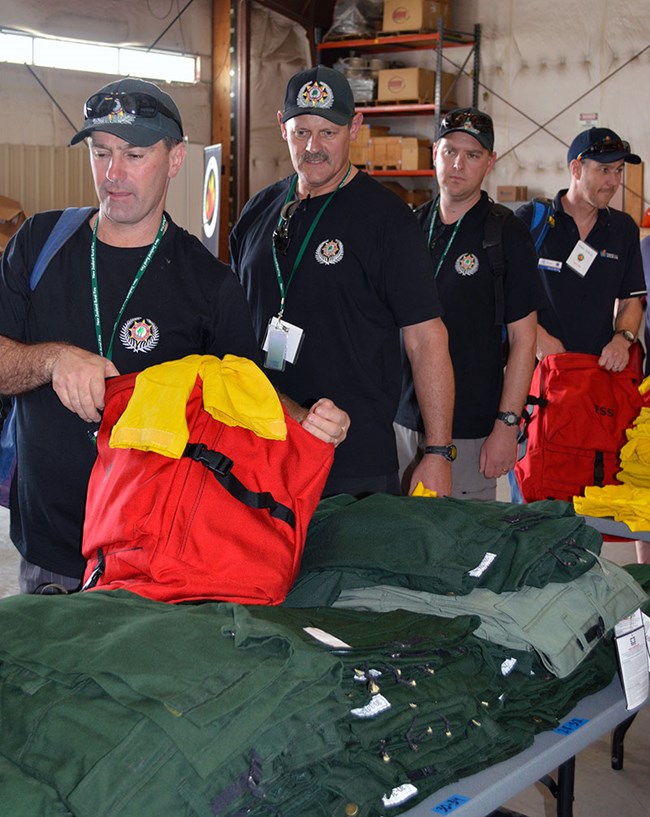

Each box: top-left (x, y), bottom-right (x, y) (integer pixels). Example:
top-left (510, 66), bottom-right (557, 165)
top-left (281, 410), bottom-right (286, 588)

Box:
top-left (496, 411), bottom-right (520, 427)
top-left (615, 329), bottom-right (635, 344)
top-left (424, 444), bottom-right (457, 462)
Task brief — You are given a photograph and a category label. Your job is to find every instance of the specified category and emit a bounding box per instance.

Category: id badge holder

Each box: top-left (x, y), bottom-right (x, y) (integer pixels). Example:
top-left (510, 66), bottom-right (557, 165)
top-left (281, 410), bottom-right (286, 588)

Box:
top-left (263, 319), bottom-right (288, 371)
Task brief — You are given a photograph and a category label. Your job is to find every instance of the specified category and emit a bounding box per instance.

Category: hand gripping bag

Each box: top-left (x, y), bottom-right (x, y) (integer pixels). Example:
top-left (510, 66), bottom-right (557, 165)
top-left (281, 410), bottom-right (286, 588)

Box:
top-left (514, 349), bottom-right (644, 503)
top-left (81, 367), bottom-right (334, 604)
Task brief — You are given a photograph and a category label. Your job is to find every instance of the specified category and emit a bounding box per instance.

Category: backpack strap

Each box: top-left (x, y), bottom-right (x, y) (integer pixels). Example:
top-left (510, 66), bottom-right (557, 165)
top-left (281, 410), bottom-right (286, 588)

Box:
top-left (529, 197), bottom-right (554, 254)
top-left (30, 206), bottom-right (94, 290)
top-left (183, 442), bottom-right (296, 528)
top-left (482, 202), bottom-right (511, 326)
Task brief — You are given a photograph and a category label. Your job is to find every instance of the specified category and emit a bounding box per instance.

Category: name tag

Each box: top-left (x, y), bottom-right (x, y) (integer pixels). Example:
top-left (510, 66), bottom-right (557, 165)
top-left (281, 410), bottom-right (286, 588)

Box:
top-left (538, 258), bottom-right (562, 272)
top-left (566, 240), bottom-right (597, 277)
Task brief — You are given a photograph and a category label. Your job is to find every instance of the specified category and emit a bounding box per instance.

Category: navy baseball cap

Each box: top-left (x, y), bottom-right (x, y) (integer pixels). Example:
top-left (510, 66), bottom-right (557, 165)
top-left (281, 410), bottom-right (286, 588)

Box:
top-left (437, 107), bottom-right (494, 151)
top-left (71, 78), bottom-right (184, 146)
top-left (567, 127), bottom-right (640, 164)
top-left (281, 65), bottom-right (355, 126)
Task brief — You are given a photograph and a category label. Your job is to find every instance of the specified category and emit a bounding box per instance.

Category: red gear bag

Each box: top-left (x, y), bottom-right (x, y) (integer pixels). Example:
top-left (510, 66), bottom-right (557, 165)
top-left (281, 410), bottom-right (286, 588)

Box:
top-left (82, 372), bottom-right (334, 604)
top-left (514, 348), bottom-right (644, 503)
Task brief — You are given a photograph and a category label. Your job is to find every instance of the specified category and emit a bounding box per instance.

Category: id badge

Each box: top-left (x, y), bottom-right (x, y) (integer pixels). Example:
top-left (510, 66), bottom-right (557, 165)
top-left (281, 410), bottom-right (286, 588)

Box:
top-left (566, 240), bottom-right (597, 277)
top-left (262, 316), bottom-right (305, 368)
top-left (263, 321), bottom-right (288, 371)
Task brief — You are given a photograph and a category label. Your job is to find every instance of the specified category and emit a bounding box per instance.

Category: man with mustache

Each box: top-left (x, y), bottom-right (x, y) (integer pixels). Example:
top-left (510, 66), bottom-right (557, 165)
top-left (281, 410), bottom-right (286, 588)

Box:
top-left (515, 127), bottom-right (645, 372)
top-left (230, 66), bottom-right (454, 498)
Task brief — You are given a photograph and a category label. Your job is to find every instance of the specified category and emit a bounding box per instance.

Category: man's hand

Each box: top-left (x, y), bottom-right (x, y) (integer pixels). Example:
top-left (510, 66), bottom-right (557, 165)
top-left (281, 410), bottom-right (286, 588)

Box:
top-left (409, 453), bottom-right (452, 497)
top-left (479, 423), bottom-right (518, 480)
top-left (302, 397), bottom-right (350, 447)
top-left (51, 347), bottom-right (120, 422)
top-left (598, 334), bottom-right (631, 372)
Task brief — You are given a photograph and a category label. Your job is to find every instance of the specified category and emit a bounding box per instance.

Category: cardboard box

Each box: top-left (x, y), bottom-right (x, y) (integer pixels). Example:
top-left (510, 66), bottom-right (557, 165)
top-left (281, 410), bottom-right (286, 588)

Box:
top-left (356, 124), bottom-right (391, 146)
top-left (0, 195), bottom-right (27, 255)
top-left (382, 0), bottom-right (451, 33)
top-left (370, 136), bottom-right (431, 170)
top-left (350, 144), bottom-right (371, 168)
top-left (382, 181), bottom-right (432, 208)
top-left (497, 185), bottom-right (528, 203)
top-left (376, 67), bottom-right (455, 104)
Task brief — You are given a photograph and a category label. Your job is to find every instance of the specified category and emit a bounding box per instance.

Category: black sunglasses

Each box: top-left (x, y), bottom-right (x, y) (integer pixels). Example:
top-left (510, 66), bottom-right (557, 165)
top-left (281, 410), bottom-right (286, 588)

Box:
top-left (84, 92), bottom-right (183, 135)
top-left (440, 110), bottom-right (493, 134)
top-left (577, 138), bottom-right (630, 161)
top-left (272, 200), bottom-right (300, 255)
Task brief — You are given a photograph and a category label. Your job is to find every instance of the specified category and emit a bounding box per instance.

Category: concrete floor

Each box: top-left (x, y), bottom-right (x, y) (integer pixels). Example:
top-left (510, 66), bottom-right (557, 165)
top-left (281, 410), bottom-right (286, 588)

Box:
top-left (0, 505), bottom-right (648, 816)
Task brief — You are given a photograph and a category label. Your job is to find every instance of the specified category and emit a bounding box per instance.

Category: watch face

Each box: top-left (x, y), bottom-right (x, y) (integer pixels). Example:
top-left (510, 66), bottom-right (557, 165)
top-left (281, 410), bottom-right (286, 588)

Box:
top-left (498, 411), bottom-right (519, 426)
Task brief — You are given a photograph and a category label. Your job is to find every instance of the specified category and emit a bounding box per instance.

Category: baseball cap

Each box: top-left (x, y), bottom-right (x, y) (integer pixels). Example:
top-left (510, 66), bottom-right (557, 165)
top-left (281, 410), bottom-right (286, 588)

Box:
top-left (70, 78), bottom-right (184, 147)
top-left (437, 107), bottom-right (494, 151)
top-left (281, 65), bottom-right (355, 126)
top-left (567, 127), bottom-right (640, 164)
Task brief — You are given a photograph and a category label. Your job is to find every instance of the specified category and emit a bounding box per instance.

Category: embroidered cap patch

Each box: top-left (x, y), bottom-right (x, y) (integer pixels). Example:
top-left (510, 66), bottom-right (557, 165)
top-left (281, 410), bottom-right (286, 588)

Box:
top-left (298, 80), bottom-right (334, 111)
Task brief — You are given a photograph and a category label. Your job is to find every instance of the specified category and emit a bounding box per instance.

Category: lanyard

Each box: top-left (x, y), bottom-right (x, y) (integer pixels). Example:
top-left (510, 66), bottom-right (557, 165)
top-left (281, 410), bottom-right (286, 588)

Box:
top-left (90, 214), bottom-right (166, 360)
top-left (427, 198), bottom-right (464, 278)
top-left (271, 164), bottom-right (352, 318)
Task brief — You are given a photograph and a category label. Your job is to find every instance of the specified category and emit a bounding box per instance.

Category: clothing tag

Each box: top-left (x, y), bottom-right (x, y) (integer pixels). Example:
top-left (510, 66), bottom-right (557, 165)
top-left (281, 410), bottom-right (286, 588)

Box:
top-left (538, 258), bottom-right (562, 272)
top-left (303, 626), bottom-right (352, 650)
top-left (350, 693), bottom-right (392, 719)
top-left (262, 316), bottom-right (304, 365)
top-left (467, 552), bottom-right (497, 578)
top-left (614, 609), bottom-right (650, 709)
top-left (382, 783), bottom-right (419, 808)
top-left (566, 240), bottom-right (597, 277)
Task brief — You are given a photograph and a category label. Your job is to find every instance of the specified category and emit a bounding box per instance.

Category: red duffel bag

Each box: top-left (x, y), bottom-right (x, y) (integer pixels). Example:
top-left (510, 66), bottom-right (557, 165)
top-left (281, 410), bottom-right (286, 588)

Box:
top-left (514, 347), bottom-right (644, 503)
top-left (81, 367), bottom-right (334, 604)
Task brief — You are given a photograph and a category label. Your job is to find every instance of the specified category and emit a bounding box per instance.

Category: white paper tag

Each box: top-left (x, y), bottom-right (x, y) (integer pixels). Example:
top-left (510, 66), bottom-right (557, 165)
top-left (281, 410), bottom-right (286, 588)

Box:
top-left (350, 693), bottom-right (392, 719)
top-left (566, 240), bottom-right (597, 277)
top-left (468, 552), bottom-right (497, 578)
top-left (382, 783), bottom-right (419, 808)
top-left (303, 627), bottom-right (351, 650)
top-left (614, 610), bottom-right (649, 709)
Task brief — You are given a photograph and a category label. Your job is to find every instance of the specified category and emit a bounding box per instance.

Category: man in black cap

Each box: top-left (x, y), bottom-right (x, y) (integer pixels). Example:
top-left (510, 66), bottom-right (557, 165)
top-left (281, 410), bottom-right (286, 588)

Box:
top-left (515, 126), bottom-right (645, 371)
top-left (395, 107), bottom-right (542, 500)
top-left (230, 65), bottom-right (455, 499)
top-left (0, 77), bottom-right (348, 593)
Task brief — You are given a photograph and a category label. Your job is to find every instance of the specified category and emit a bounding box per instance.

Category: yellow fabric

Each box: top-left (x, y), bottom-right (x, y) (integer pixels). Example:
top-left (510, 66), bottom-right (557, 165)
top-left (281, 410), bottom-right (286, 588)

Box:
top-left (410, 482), bottom-right (438, 498)
top-left (110, 355), bottom-right (286, 458)
top-left (572, 392), bottom-right (650, 527)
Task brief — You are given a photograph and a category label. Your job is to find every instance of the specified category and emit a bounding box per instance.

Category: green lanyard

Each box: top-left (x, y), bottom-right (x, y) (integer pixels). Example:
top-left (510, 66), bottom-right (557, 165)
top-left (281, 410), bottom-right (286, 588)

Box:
top-left (271, 164), bottom-right (352, 318)
top-left (427, 198), bottom-right (464, 278)
top-left (90, 214), bottom-right (166, 360)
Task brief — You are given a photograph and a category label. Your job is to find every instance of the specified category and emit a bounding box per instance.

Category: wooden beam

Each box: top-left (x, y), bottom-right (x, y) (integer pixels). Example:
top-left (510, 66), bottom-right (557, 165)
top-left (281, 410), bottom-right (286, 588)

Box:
top-left (211, 0), bottom-right (235, 259)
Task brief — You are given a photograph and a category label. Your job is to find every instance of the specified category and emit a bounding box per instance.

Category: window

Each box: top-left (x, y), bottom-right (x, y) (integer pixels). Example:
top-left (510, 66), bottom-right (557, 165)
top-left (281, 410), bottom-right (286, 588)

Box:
top-left (0, 29), bottom-right (198, 84)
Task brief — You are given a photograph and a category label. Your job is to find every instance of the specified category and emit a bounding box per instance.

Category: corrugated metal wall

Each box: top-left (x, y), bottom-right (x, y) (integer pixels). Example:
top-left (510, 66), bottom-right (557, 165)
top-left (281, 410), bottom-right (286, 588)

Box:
top-left (0, 144), bottom-right (96, 216)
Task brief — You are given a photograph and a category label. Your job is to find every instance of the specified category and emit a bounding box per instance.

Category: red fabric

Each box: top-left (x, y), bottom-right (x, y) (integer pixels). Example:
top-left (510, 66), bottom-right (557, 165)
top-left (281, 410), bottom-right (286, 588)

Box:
top-left (514, 347), bottom-right (644, 503)
top-left (82, 372), bottom-right (333, 604)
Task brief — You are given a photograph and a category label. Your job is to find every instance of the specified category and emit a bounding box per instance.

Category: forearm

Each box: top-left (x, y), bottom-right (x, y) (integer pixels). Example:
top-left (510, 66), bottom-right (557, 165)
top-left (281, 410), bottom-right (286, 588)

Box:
top-left (0, 335), bottom-right (66, 395)
top-left (406, 324), bottom-right (454, 445)
top-left (613, 297), bottom-right (643, 337)
top-left (501, 315), bottom-right (537, 416)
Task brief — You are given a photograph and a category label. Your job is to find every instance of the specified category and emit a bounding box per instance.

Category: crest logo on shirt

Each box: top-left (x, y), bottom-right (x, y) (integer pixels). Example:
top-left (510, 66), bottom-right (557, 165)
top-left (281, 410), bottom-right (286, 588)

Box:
top-left (315, 239), bottom-right (344, 265)
top-left (455, 253), bottom-right (479, 276)
top-left (120, 317), bottom-right (160, 353)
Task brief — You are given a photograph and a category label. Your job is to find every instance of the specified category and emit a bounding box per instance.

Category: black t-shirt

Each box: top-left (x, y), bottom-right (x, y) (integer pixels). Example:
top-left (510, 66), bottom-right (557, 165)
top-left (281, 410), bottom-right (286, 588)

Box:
top-left (0, 210), bottom-right (260, 578)
top-left (396, 192), bottom-right (542, 438)
top-left (230, 171), bottom-right (443, 484)
top-left (515, 191), bottom-right (645, 355)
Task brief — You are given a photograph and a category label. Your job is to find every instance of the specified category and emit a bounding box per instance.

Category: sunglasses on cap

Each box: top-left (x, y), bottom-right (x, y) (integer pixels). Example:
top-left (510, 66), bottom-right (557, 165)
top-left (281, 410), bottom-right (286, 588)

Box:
top-left (576, 138), bottom-right (631, 161)
top-left (83, 92), bottom-right (183, 135)
top-left (440, 110), bottom-right (493, 134)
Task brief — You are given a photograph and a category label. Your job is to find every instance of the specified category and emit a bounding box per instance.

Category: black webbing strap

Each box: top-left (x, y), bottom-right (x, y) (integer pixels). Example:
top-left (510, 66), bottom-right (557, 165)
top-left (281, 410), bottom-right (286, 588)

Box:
top-left (482, 203), bottom-right (510, 327)
top-left (183, 443), bottom-right (296, 529)
top-left (593, 450), bottom-right (605, 486)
